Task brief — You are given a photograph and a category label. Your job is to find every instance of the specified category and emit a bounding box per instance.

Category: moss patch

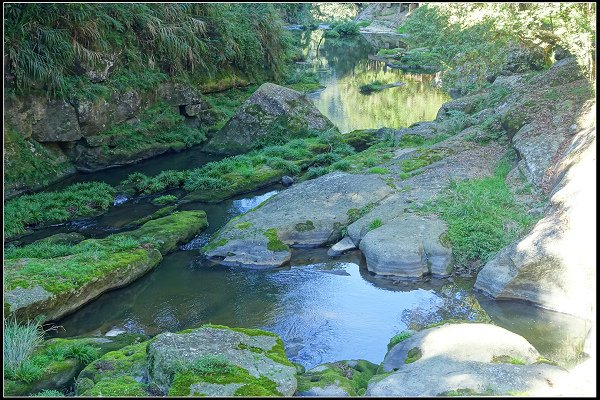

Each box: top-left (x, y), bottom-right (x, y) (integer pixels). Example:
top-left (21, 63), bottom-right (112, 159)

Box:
top-left (297, 360), bottom-right (378, 396)
top-left (294, 220), bottom-right (315, 232)
top-left (404, 347), bottom-right (422, 364)
top-left (264, 228), bottom-right (289, 252)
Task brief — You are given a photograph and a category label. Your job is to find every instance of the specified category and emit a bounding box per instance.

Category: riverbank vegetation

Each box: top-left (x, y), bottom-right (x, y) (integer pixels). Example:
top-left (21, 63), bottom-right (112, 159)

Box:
top-left (399, 3), bottom-right (596, 92)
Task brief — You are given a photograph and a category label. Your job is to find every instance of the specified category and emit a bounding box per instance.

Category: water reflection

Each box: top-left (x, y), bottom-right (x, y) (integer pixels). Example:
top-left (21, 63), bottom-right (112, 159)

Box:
top-left (296, 31), bottom-right (449, 132)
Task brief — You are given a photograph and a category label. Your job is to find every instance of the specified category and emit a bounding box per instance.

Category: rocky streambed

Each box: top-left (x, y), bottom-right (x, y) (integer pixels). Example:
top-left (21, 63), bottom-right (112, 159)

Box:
top-left (3, 31), bottom-right (595, 397)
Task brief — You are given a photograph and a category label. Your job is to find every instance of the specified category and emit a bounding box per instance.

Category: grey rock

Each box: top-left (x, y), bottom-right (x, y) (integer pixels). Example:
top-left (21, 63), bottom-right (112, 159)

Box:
top-left (204, 172), bottom-right (394, 268)
top-left (367, 358), bottom-right (567, 396)
top-left (147, 326), bottom-right (296, 396)
top-left (31, 98), bottom-right (81, 142)
top-left (435, 93), bottom-right (486, 121)
top-left (394, 121), bottom-right (438, 141)
top-left (327, 236), bottom-right (357, 256)
top-left (368, 323), bottom-right (569, 396)
top-left (298, 385), bottom-right (350, 397)
top-left (475, 100), bottom-right (595, 320)
top-left (359, 215), bottom-right (452, 278)
top-left (203, 83), bottom-right (333, 155)
top-left (382, 323), bottom-right (540, 372)
top-left (281, 175), bottom-right (294, 187)
top-left (158, 82), bottom-right (204, 106)
top-left (74, 90), bottom-right (144, 137)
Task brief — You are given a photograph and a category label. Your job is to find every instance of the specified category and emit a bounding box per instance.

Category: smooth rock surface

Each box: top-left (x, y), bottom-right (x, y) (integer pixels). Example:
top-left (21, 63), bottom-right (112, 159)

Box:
top-left (204, 172), bottom-right (394, 268)
top-left (327, 237), bottom-right (357, 257)
top-left (359, 215), bottom-right (452, 278)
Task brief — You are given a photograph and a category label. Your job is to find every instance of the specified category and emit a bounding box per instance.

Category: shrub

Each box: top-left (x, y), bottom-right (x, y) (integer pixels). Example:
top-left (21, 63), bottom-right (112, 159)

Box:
top-left (368, 219), bottom-right (383, 231)
top-left (305, 166), bottom-right (330, 179)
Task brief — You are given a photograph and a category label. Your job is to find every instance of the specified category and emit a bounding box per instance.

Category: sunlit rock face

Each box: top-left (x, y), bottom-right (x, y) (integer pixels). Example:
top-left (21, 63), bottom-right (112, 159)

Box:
top-left (475, 100), bottom-right (596, 320)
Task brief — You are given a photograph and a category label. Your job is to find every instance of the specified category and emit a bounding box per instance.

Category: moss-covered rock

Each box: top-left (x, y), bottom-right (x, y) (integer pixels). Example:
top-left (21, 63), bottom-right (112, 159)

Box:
top-left (114, 210), bottom-right (208, 254)
top-left (76, 341), bottom-right (150, 396)
top-left (4, 211), bottom-right (208, 323)
top-left (296, 359), bottom-right (379, 396)
top-left (75, 325), bottom-right (297, 397)
top-left (4, 334), bottom-right (146, 396)
top-left (203, 83), bottom-right (333, 155)
top-left (147, 324), bottom-right (297, 396)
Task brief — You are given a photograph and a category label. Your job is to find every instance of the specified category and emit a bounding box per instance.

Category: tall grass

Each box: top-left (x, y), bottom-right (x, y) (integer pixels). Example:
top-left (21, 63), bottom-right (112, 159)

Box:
top-left (3, 319), bottom-right (45, 376)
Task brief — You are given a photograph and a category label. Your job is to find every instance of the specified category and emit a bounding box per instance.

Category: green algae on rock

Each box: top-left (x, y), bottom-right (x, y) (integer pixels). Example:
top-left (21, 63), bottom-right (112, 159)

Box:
top-left (4, 211), bottom-right (208, 323)
top-left (296, 359), bottom-right (379, 396)
top-left (75, 324), bottom-right (296, 397)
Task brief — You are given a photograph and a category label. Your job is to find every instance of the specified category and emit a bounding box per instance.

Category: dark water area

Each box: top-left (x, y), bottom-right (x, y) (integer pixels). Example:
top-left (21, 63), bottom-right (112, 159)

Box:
top-left (30, 32), bottom-right (588, 370)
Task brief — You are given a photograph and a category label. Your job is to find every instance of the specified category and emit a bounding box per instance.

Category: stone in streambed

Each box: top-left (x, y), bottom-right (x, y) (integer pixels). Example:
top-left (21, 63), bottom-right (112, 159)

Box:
top-left (359, 214), bottom-right (452, 278)
top-left (203, 172), bottom-right (394, 269)
top-left (327, 237), bottom-right (357, 257)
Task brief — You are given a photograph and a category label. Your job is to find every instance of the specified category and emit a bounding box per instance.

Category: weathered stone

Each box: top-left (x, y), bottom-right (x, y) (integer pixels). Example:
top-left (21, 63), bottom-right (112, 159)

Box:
top-left (501, 43), bottom-right (549, 74)
top-left (281, 175), bottom-right (294, 187)
top-left (382, 323), bottom-right (540, 372)
top-left (203, 172), bottom-right (394, 268)
top-left (394, 121), bottom-right (439, 141)
top-left (296, 359), bottom-right (378, 397)
top-left (30, 97), bottom-right (81, 142)
top-left (158, 82), bottom-right (204, 106)
top-left (435, 93), bottom-right (486, 121)
top-left (475, 100), bottom-right (595, 320)
top-left (359, 215), bottom-right (452, 278)
top-left (367, 323), bottom-right (569, 396)
top-left (147, 325), bottom-right (296, 396)
top-left (203, 83), bottom-right (333, 155)
top-left (327, 236), bottom-right (357, 256)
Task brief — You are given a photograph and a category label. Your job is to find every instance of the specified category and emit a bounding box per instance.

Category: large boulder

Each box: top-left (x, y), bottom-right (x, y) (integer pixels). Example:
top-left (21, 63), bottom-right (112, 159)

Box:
top-left (367, 323), bottom-right (569, 396)
top-left (203, 172), bottom-right (394, 268)
top-left (147, 325), bottom-right (297, 396)
top-left (30, 97), bottom-right (81, 142)
top-left (203, 83), bottom-right (333, 155)
top-left (475, 100), bottom-right (595, 320)
top-left (77, 325), bottom-right (297, 397)
top-left (359, 215), bottom-right (452, 278)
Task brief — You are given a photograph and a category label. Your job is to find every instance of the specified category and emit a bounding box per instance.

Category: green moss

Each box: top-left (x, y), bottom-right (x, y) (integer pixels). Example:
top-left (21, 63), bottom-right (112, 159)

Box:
top-left (388, 331), bottom-right (412, 350)
top-left (294, 220), bottom-right (315, 232)
top-left (77, 342), bottom-right (149, 396)
top-left (491, 355), bottom-right (526, 365)
top-left (124, 205), bottom-right (176, 228)
top-left (297, 360), bottom-right (379, 396)
top-left (404, 347), bottom-right (422, 364)
top-left (3, 127), bottom-right (73, 197)
top-left (114, 210), bottom-right (208, 254)
top-left (202, 238), bottom-right (228, 253)
top-left (264, 228), bottom-right (289, 252)
top-left (84, 375), bottom-right (148, 397)
top-left (234, 221), bottom-right (253, 230)
top-left (368, 219), bottom-right (383, 231)
top-left (151, 195), bottom-right (177, 205)
top-left (400, 148), bottom-right (449, 173)
top-left (347, 202), bottom-right (376, 223)
top-left (368, 167), bottom-right (389, 175)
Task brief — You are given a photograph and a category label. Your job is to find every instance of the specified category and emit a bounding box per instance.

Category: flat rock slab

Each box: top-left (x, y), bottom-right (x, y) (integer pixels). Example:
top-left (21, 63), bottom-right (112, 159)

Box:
top-left (359, 214), bottom-right (451, 278)
top-left (367, 358), bottom-right (568, 396)
top-left (204, 172), bottom-right (394, 269)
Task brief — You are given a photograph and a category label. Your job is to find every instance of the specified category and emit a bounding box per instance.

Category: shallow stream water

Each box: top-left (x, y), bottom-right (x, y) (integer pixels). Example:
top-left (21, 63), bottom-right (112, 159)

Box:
top-left (34, 31), bottom-right (587, 369)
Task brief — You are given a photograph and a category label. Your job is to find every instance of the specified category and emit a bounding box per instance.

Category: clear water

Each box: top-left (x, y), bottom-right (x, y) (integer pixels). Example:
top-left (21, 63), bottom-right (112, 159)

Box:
top-left (295, 30), bottom-right (449, 133)
top-left (38, 32), bottom-right (588, 369)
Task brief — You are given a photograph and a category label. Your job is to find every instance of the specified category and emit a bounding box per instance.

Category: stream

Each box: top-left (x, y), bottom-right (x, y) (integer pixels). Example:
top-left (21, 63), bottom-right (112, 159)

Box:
top-left (32, 31), bottom-right (587, 370)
